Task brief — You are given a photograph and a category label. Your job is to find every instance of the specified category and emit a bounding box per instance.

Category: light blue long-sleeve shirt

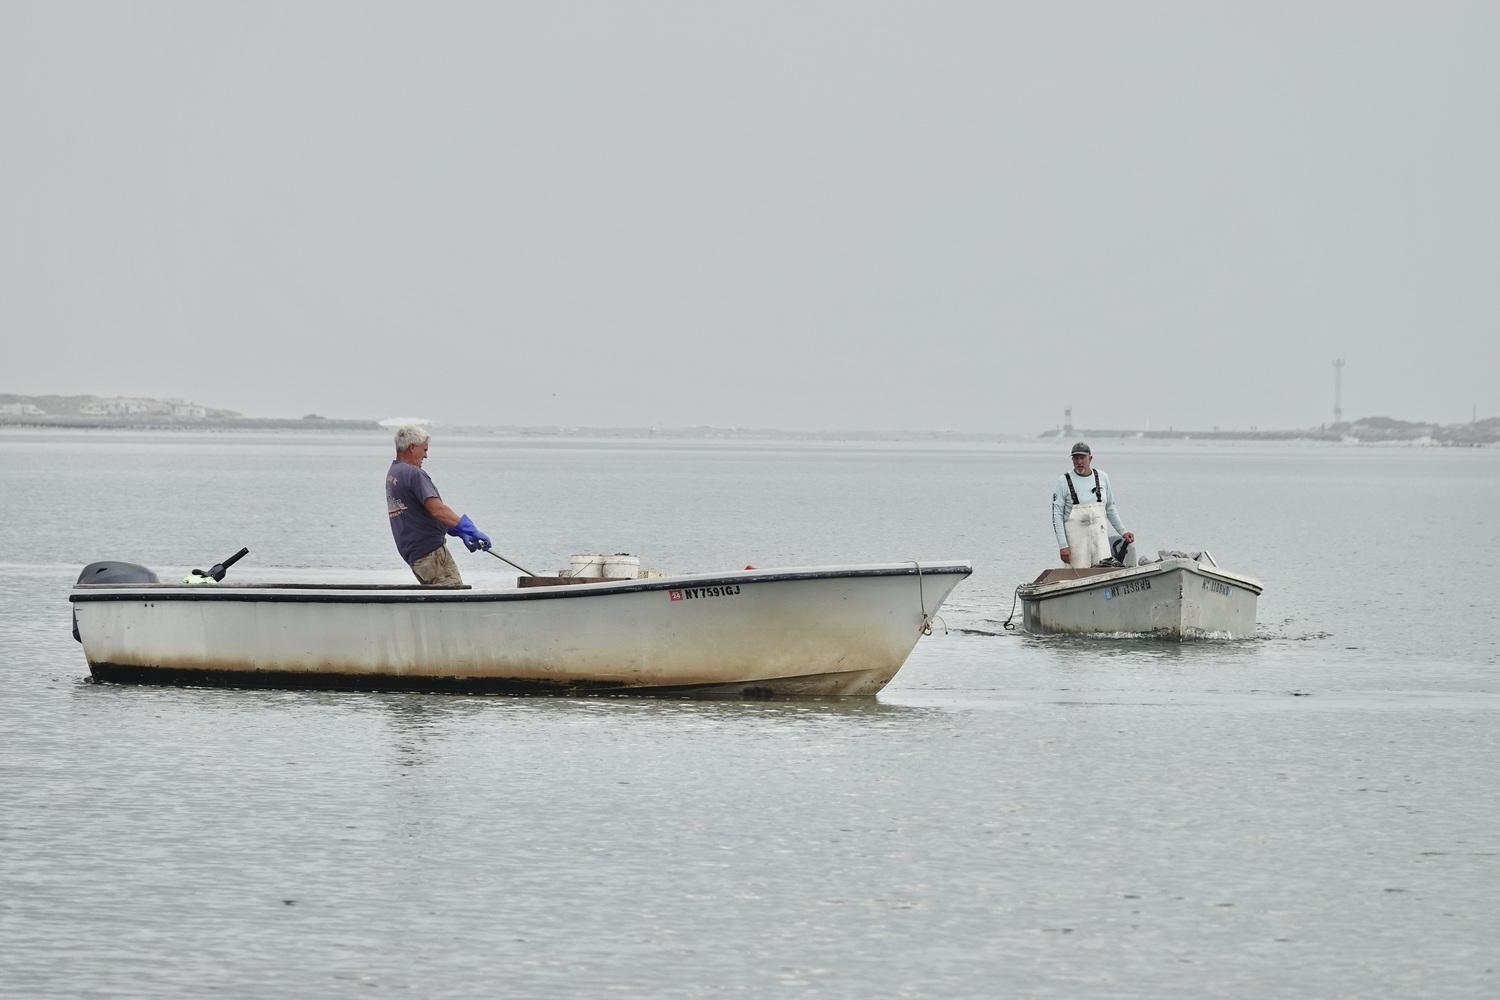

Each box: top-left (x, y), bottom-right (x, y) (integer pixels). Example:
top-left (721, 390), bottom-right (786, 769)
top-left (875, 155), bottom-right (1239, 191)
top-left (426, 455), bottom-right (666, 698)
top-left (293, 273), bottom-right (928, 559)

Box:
top-left (1052, 469), bottom-right (1126, 546)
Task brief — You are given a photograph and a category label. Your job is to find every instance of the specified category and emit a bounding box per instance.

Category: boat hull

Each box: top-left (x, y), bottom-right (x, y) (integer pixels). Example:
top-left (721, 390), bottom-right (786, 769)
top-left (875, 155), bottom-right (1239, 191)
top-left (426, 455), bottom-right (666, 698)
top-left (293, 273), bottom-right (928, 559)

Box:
top-left (70, 562), bottom-right (971, 696)
top-left (1018, 559), bottom-right (1261, 639)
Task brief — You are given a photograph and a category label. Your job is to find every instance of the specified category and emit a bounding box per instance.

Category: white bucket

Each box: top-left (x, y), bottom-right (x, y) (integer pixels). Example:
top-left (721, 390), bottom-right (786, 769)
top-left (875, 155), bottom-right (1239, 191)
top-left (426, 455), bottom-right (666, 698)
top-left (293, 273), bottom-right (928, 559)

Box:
top-left (567, 554), bottom-right (608, 578)
top-left (601, 554), bottom-right (640, 579)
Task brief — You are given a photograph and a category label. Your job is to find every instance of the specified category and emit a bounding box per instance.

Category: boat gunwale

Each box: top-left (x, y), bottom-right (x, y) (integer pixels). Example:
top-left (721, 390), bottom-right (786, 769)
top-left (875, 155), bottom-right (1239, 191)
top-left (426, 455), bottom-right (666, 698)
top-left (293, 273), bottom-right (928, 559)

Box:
top-left (69, 561), bottom-right (974, 605)
top-left (1017, 559), bottom-right (1262, 600)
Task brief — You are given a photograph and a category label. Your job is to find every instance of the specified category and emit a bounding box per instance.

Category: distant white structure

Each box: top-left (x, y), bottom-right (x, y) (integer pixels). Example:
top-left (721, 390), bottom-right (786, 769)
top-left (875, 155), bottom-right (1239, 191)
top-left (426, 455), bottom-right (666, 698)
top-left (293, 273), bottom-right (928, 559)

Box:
top-left (1332, 358), bottom-right (1345, 424)
top-left (80, 398), bottom-right (152, 416)
top-left (379, 417), bottom-right (431, 428)
top-left (172, 404), bottom-right (207, 417)
top-left (0, 403), bottom-right (44, 415)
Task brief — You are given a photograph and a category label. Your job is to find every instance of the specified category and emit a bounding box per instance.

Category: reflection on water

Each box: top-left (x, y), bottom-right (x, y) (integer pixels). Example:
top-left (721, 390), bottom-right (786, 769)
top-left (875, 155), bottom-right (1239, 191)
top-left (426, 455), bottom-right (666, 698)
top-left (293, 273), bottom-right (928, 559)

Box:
top-left (1018, 631), bottom-right (1263, 661)
top-left (369, 693), bottom-right (936, 767)
top-left (71, 677), bottom-right (933, 722)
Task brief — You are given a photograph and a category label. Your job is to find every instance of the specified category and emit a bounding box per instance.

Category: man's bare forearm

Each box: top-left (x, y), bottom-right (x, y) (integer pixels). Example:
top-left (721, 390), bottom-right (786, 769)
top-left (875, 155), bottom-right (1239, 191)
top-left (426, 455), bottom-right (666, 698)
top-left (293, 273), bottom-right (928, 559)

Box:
top-left (423, 497), bottom-right (461, 529)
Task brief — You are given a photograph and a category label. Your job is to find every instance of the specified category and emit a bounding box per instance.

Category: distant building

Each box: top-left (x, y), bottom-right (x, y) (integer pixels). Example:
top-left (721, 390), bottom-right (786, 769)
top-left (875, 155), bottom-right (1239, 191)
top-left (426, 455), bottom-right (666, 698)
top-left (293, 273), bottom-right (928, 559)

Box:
top-left (0, 403), bottom-right (44, 415)
top-left (172, 404), bottom-right (207, 417)
top-left (79, 399), bottom-right (152, 416)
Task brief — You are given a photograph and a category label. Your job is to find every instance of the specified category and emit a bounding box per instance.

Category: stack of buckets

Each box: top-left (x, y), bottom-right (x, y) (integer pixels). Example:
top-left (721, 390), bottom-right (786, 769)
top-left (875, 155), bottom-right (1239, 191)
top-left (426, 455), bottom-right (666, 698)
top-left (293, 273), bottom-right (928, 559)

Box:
top-left (567, 553), bottom-right (641, 580)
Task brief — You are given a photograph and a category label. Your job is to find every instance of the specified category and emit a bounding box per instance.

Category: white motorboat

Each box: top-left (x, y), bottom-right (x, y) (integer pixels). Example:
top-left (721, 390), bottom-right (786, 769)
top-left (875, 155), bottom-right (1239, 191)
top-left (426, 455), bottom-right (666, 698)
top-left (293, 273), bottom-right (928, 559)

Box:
top-left (69, 558), bottom-right (972, 697)
top-left (1015, 555), bottom-right (1261, 639)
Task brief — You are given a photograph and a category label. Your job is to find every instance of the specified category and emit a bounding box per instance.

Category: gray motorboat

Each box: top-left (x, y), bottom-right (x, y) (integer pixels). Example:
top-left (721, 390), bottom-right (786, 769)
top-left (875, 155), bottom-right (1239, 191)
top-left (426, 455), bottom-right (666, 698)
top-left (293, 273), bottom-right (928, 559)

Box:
top-left (1016, 554), bottom-right (1262, 639)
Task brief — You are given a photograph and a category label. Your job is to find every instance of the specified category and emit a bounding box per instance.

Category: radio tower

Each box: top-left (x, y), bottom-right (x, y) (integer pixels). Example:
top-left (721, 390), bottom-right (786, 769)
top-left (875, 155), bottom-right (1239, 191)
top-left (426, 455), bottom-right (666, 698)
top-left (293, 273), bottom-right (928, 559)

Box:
top-left (1332, 358), bottom-right (1345, 425)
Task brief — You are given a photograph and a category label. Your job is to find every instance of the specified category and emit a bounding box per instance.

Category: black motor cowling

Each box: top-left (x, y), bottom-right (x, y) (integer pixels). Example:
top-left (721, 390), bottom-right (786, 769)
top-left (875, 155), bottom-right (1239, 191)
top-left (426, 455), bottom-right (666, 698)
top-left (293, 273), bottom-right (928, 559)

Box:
top-left (77, 561), bottom-right (160, 585)
top-left (74, 561), bottom-right (160, 643)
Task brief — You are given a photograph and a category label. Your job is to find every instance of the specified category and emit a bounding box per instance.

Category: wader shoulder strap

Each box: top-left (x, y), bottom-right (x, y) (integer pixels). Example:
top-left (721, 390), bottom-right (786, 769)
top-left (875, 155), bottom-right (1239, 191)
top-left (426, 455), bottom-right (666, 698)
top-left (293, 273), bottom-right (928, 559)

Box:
top-left (1064, 471), bottom-right (1103, 504)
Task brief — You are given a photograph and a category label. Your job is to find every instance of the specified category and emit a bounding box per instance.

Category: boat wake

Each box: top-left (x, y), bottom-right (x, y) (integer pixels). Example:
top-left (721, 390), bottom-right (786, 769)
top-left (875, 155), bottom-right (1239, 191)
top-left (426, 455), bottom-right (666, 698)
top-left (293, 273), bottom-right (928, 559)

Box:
top-left (953, 626), bottom-right (1018, 638)
top-left (960, 620), bottom-right (1272, 643)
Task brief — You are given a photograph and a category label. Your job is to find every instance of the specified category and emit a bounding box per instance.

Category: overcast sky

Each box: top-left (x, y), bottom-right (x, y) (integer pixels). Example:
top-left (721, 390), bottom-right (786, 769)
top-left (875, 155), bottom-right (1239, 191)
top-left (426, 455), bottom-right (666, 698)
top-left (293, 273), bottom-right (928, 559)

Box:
top-left (3, 2), bottom-right (1496, 432)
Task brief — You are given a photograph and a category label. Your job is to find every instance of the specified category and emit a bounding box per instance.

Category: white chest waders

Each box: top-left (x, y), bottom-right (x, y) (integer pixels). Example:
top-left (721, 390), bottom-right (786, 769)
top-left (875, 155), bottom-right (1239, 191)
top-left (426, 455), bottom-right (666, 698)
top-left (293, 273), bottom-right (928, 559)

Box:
top-left (1064, 503), bottom-right (1109, 568)
top-left (1062, 470), bottom-right (1109, 569)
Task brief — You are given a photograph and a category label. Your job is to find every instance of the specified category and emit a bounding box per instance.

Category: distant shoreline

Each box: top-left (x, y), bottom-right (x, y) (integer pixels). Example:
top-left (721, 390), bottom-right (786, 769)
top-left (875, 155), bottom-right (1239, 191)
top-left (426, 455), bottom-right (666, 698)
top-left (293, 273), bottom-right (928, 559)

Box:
top-left (2, 393), bottom-right (1495, 444)
top-left (3, 416), bottom-right (1495, 447)
top-left (0, 415), bottom-right (382, 432)
top-left (1041, 417), bottom-right (1499, 446)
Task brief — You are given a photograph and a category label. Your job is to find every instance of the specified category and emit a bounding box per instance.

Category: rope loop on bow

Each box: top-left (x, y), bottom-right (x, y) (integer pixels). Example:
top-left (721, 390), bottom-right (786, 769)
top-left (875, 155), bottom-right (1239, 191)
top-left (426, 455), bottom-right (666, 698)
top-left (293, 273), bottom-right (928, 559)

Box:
top-left (912, 560), bottom-right (948, 635)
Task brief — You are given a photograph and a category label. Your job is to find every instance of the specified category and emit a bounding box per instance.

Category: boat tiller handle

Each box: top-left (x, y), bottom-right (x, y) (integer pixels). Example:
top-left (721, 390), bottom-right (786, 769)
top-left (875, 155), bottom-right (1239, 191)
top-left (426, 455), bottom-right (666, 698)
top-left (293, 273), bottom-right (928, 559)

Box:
top-left (193, 547), bottom-right (250, 582)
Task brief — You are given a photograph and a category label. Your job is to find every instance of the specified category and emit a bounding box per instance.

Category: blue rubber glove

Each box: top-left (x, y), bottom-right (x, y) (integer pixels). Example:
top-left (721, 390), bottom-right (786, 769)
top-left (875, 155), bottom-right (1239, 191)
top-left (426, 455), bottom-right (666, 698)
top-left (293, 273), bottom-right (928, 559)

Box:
top-left (447, 514), bottom-right (491, 552)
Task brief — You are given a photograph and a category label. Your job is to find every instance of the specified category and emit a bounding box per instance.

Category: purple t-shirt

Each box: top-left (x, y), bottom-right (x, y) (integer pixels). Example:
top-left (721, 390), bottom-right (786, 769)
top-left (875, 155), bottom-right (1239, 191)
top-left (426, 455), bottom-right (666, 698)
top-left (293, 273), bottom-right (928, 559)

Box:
top-left (386, 460), bottom-right (447, 564)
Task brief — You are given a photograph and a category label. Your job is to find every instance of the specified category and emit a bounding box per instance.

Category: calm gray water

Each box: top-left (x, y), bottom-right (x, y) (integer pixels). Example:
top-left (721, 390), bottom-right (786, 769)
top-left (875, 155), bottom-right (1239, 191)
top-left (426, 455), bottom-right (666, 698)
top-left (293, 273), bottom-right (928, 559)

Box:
top-left (2, 429), bottom-right (1496, 998)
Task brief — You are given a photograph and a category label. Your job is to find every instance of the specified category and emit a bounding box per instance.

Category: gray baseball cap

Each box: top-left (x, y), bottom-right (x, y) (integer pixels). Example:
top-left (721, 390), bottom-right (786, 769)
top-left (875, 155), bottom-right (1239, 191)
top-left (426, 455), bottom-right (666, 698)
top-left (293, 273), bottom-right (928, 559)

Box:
top-left (1070, 441), bottom-right (1091, 456)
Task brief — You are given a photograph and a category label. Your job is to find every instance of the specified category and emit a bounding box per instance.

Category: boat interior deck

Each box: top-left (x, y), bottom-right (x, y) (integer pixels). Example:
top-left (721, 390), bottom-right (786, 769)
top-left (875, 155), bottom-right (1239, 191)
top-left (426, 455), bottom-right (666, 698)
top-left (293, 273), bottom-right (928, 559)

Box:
top-left (1031, 566), bottom-right (1131, 585)
top-left (74, 582), bottom-right (475, 591)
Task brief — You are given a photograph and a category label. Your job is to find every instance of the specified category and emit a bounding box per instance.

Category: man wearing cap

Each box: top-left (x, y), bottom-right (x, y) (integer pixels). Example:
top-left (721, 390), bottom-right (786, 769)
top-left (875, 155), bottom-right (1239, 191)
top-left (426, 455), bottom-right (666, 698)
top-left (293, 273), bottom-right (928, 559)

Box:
top-left (1052, 442), bottom-right (1134, 568)
top-left (386, 425), bottom-right (492, 585)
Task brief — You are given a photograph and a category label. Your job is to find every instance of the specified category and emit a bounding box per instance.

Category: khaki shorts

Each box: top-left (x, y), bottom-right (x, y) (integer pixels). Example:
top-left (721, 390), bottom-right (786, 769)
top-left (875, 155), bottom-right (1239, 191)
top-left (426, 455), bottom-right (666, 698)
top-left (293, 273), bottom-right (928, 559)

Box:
top-left (410, 544), bottom-right (463, 586)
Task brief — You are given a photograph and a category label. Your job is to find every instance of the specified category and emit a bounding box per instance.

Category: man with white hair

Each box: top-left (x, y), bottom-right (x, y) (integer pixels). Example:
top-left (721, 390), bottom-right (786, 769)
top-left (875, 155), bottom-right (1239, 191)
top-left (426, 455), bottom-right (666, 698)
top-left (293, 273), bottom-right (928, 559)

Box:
top-left (385, 425), bottom-right (491, 585)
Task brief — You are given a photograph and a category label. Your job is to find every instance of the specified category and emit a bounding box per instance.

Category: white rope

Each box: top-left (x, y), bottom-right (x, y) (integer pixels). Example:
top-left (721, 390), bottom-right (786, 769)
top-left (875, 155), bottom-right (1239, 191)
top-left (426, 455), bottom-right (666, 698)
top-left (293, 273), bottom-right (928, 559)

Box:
top-left (912, 560), bottom-right (947, 635)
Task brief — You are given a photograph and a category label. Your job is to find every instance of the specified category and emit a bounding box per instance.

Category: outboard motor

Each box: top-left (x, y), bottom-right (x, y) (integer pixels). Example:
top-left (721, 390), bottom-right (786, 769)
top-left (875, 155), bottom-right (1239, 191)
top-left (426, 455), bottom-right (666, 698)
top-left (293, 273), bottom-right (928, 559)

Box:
top-left (77, 561), bottom-right (160, 585)
top-left (73, 561), bottom-right (160, 642)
